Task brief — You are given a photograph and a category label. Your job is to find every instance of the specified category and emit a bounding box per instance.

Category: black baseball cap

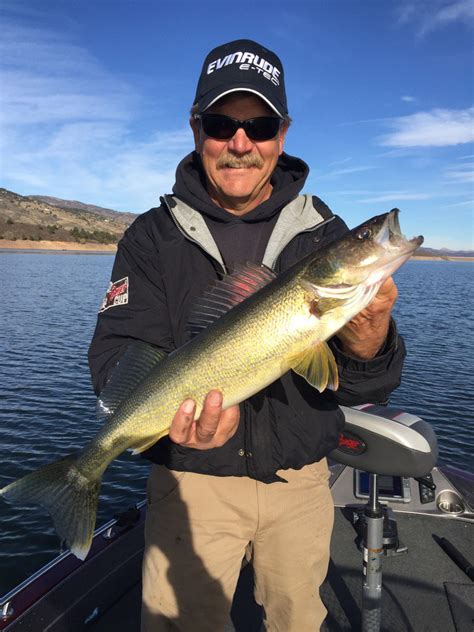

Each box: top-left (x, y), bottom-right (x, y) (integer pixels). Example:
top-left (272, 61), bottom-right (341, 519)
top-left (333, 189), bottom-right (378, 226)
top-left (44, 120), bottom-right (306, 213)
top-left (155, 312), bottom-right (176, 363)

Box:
top-left (193, 39), bottom-right (288, 118)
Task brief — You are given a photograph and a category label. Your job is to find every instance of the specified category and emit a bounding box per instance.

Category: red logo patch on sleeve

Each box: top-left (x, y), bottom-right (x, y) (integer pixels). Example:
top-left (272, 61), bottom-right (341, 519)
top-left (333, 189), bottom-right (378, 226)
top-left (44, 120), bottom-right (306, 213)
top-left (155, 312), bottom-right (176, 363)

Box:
top-left (99, 277), bottom-right (129, 313)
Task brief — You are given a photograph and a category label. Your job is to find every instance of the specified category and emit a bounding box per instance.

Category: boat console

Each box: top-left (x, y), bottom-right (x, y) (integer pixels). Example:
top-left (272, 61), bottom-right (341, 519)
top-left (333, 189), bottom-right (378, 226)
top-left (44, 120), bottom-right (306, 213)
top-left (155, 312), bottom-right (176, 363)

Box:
top-left (327, 404), bottom-right (472, 632)
top-left (329, 404), bottom-right (472, 519)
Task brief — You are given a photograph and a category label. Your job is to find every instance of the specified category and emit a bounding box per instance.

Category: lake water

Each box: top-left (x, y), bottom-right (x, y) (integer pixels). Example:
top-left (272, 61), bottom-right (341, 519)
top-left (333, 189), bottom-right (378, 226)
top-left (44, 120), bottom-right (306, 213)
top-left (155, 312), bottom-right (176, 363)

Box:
top-left (0, 253), bottom-right (473, 595)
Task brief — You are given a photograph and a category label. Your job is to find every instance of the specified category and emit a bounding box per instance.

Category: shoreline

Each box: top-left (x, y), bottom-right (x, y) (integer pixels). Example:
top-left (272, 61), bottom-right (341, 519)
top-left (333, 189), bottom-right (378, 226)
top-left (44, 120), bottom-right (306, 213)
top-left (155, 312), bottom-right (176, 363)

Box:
top-left (0, 240), bottom-right (472, 261)
top-left (410, 255), bottom-right (474, 262)
top-left (0, 239), bottom-right (117, 254)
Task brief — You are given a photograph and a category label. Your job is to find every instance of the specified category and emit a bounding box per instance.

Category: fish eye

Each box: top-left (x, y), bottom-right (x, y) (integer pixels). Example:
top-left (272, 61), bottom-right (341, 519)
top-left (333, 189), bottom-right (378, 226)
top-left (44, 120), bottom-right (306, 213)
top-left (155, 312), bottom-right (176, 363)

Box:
top-left (357, 227), bottom-right (372, 240)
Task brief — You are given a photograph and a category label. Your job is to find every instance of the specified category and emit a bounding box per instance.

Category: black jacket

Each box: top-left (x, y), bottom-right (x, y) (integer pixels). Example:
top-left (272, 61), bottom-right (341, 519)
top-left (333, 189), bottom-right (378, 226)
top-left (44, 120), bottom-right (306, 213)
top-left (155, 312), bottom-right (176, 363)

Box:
top-left (88, 152), bottom-right (406, 483)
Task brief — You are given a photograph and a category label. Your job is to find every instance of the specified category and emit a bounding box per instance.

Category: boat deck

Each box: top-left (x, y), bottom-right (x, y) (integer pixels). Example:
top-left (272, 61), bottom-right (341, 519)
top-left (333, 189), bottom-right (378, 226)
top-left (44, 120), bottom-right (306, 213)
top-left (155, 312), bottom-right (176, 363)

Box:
top-left (87, 510), bottom-right (473, 632)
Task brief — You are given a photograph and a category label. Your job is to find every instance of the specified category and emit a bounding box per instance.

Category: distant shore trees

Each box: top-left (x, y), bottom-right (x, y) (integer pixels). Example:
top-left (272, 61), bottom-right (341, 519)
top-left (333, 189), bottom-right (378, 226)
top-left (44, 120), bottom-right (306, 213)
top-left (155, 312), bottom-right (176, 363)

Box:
top-left (70, 227), bottom-right (117, 244)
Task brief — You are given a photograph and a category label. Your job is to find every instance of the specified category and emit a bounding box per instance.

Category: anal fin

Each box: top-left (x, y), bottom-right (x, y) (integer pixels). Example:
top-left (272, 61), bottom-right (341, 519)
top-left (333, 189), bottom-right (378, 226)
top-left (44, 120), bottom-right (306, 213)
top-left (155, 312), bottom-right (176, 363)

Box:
top-left (288, 342), bottom-right (339, 392)
top-left (130, 428), bottom-right (170, 455)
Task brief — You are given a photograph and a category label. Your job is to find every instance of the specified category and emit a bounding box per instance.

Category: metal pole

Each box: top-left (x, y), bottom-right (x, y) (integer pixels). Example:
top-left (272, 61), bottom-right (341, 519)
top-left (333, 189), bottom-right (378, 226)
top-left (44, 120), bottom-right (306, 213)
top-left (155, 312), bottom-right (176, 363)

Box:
top-left (361, 473), bottom-right (384, 631)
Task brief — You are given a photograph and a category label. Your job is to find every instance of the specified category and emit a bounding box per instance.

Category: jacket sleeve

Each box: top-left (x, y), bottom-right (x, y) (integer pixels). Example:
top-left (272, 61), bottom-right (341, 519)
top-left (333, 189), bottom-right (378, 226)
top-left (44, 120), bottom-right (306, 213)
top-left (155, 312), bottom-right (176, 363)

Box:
top-left (88, 211), bottom-right (175, 396)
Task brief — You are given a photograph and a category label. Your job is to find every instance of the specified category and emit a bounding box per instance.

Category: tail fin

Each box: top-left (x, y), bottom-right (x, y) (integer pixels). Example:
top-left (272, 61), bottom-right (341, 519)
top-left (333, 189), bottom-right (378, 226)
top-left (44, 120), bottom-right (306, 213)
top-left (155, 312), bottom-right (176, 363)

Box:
top-left (0, 455), bottom-right (100, 561)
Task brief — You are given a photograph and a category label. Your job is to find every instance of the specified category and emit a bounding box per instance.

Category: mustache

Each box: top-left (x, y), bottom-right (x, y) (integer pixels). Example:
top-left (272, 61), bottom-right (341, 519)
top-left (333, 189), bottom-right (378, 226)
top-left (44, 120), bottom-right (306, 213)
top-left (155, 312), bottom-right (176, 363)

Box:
top-left (216, 153), bottom-right (264, 169)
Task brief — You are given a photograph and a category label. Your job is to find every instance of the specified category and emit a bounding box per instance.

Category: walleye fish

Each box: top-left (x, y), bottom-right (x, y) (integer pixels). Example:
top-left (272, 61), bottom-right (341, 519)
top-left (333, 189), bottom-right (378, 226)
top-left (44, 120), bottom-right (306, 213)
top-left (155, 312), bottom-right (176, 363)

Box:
top-left (0, 209), bottom-right (422, 560)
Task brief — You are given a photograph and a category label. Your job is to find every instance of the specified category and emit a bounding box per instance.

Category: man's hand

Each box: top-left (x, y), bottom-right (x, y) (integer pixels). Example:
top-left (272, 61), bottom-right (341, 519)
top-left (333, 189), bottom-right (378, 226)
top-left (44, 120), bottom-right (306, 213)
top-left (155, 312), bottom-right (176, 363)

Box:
top-left (168, 390), bottom-right (240, 450)
top-left (336, 277), bottom-right (398, 360)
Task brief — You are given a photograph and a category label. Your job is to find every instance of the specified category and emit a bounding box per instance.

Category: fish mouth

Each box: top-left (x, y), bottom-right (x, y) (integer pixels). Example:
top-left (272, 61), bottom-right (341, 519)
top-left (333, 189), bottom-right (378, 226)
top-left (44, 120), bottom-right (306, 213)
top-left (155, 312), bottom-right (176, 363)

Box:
top-left (364, 209), bottom-right (423, 286)
top-left (375, 208), bottom-right (424, 254)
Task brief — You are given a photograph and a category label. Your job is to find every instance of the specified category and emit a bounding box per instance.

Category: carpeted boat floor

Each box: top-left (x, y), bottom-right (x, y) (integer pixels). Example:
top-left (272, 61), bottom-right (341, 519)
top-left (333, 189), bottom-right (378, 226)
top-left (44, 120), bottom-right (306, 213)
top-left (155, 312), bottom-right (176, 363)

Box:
top-left (91, 509), bottom-right (473, 631)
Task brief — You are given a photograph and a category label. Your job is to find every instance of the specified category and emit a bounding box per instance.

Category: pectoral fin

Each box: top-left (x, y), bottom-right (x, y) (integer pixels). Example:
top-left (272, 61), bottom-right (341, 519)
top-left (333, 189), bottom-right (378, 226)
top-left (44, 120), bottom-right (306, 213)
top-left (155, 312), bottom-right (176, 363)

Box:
top-left (288, 342), bottom-right (339, 392)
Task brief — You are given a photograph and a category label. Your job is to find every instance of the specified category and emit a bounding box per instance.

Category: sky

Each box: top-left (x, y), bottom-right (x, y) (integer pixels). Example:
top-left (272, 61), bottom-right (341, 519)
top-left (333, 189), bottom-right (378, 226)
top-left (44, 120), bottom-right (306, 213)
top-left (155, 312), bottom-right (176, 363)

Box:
top-left (0, 0), bottom-right (473, 250)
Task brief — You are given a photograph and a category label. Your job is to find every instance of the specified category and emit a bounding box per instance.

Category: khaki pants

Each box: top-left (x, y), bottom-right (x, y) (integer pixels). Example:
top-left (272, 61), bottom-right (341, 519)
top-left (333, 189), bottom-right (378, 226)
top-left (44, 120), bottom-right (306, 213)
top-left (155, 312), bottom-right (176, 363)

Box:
top-left (141, 460), bottom-right (334, 632)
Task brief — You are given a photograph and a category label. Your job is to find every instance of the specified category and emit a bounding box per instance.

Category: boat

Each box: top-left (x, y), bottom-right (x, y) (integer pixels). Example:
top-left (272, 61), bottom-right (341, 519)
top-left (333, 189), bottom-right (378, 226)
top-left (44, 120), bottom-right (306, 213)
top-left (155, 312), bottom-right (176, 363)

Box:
top-left (1, 405), bottom-right (473, 631)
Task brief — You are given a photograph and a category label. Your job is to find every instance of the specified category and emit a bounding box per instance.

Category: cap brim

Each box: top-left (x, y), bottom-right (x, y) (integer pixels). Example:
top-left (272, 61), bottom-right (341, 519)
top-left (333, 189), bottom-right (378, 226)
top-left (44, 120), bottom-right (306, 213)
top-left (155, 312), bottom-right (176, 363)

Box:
top-left (200, 87), bottom-right (285, 118)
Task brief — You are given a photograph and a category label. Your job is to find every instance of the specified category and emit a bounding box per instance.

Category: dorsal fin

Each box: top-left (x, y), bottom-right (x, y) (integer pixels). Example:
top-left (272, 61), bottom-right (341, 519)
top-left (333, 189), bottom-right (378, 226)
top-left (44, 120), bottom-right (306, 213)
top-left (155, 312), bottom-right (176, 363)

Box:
top-left (187, 262), bottom-right (276, 339)
top-left (97, 342), bottom-right (167, 421)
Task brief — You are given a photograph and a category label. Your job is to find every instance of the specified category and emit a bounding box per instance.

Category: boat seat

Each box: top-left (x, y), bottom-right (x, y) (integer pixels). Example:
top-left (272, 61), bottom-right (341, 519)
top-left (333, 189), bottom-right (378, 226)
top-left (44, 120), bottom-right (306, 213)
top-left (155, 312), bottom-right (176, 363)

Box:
top-left (329, 404), bottom-right (438, 478)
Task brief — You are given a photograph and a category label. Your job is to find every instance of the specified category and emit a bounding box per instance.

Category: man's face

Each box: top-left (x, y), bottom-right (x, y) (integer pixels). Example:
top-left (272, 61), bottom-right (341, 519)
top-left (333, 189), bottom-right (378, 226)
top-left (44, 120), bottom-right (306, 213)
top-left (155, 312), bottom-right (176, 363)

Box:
top-left (190, 92), bottom-right (288, 214)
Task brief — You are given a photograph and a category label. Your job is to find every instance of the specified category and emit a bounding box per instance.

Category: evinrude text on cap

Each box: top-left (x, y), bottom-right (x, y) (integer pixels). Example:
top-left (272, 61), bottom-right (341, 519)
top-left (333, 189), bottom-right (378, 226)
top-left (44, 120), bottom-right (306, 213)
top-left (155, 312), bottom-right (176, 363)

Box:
top-left (193, 39), bottom-right (288, 118)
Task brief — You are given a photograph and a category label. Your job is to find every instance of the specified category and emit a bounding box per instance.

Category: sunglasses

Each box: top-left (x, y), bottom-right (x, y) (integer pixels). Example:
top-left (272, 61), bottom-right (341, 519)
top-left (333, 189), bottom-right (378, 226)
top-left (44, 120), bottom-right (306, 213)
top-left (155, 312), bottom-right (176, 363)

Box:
top-left (194, 113), bottom-right (282, 142)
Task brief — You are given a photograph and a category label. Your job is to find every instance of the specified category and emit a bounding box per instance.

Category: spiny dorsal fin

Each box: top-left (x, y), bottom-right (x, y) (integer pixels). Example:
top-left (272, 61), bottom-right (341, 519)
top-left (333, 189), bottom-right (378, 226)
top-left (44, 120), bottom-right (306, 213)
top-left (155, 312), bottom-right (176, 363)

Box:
top-left (288, 342), bottom-right (339, 392)
top-left (187, 262), bottom-right (276, 338)
top-left (97, 342), bottom-right (167, 421)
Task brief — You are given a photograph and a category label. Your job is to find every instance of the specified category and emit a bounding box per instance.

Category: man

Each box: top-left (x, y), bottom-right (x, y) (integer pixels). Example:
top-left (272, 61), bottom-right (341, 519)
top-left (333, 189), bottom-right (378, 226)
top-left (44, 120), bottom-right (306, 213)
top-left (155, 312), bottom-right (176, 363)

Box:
top-left (89, 39), bottom-right (405, 631)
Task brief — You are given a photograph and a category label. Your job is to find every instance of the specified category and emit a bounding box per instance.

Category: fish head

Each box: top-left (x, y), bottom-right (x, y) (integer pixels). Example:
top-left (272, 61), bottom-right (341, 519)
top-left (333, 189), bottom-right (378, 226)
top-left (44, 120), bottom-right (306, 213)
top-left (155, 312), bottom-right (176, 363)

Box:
top-left (301, 209), bottom-right (423, 304)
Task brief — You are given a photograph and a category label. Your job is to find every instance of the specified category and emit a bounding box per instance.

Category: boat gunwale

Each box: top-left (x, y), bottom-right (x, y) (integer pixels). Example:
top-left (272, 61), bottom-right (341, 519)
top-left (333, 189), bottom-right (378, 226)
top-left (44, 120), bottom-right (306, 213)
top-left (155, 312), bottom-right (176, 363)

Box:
top-left (0, 500), bottom-right (146, 628)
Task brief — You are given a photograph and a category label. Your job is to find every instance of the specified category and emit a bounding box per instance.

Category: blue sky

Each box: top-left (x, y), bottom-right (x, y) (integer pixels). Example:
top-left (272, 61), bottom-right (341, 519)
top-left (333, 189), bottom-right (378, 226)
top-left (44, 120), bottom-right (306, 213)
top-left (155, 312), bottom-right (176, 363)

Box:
top-left (1, 0), bottom-right (473, 250)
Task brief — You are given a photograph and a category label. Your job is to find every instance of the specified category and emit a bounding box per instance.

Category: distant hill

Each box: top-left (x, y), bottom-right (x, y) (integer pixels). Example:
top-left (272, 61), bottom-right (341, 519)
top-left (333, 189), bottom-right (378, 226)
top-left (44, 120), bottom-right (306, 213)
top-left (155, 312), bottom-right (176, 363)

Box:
top-left (415, 246), bottom-right (474, 259)
top-left (0, 188), bottom-right (137, 245)
top-left (29, 195), bottom-right (137, 225)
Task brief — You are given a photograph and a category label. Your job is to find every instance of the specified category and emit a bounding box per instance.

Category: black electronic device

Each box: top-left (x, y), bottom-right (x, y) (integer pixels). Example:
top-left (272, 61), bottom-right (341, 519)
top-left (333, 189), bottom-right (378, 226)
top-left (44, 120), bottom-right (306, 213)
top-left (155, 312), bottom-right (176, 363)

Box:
top-left (354, 470), bottom-right (411, 503)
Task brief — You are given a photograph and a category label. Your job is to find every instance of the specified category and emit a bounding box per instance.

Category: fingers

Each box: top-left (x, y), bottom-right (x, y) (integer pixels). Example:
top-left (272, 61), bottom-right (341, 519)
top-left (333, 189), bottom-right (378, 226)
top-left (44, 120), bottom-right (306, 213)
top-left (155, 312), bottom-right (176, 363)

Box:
top-left (380, 276), bottom-right (395, 293)
top-left (367, 277), bottom-right (398, 315)
top-left (169, 398), bottom-right (196, 444)
top-left (377, 276), bottom-right (398, 303)
top-left (214, 404), bottom-right (240, 444)
top-left (336, 277), bottom-right (398, 360)
top-left (169, 390), bottom-right (240, 449)
top-left (194, 390), bottom-right (222, 443)
top-left (195, 390), bottom-right (240, 447)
